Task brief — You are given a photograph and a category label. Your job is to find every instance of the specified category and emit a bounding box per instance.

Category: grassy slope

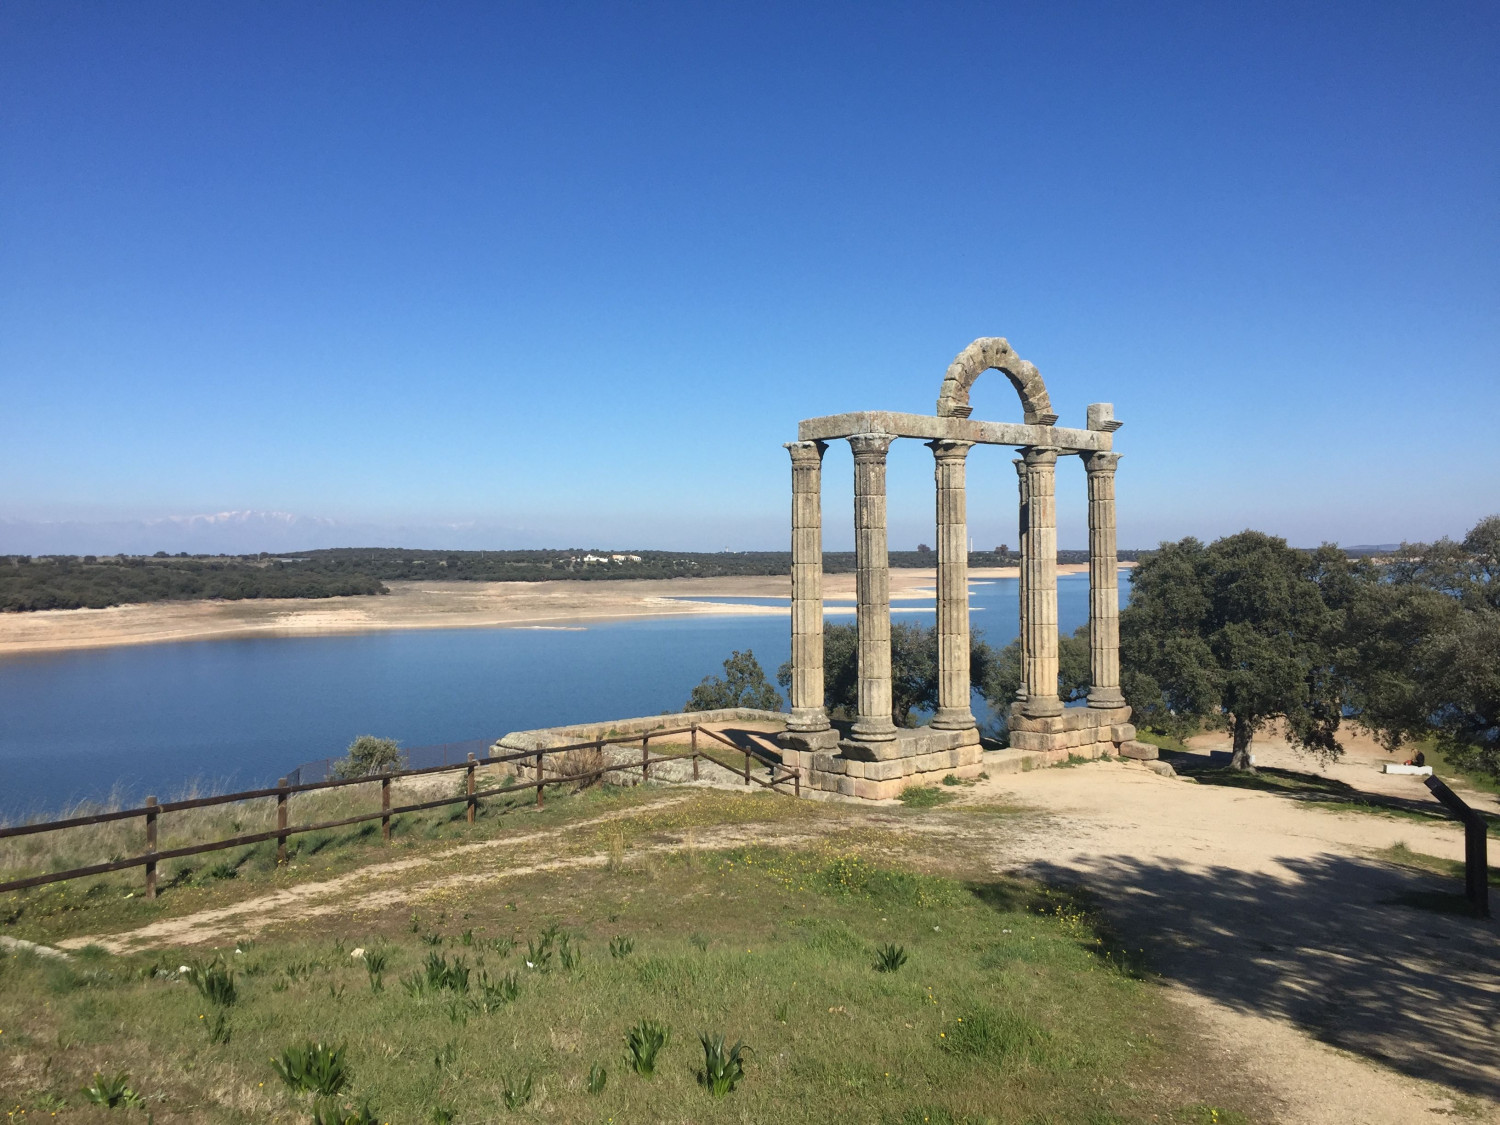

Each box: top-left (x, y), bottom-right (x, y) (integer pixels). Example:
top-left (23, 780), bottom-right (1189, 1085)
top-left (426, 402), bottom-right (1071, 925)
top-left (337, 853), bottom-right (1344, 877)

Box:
top-left (1, 787), bottom-right (1257, 1124)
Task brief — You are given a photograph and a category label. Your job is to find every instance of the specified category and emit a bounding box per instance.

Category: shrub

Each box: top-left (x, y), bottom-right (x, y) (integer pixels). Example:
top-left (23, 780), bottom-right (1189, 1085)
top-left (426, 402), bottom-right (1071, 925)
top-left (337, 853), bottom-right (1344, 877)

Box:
top-left (626, 1018), bottom-right (670, 1077)
top-left (587, 1062), bottom-right (608, 1094)
top-left (81, 1071), bottom-right (144, 1108)
top-left (874, 943), bottom-right (908, 973)
top-left (472, 970), bottom-right (520, 1012)
top-left (501, 1070), bottom-right (533, 1109)
top-left (311, 1100), bottom-right (377, 1125)
top-left (185, 957), bottom-right (237, 1007)
top-left (609, 935), bottom-right (634, 959)
top-left (331, 735), bottom-right (404, 779)
top-left (272, 1041), bottom-right (351, 1096)
top-left (698, 1032), bottom-right (750, 1096)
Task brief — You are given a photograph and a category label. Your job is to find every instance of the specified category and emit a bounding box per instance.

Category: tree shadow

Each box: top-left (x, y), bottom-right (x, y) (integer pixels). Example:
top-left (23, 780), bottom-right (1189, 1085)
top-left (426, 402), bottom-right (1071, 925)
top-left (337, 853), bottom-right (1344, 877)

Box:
top-left (1006, 851), bottom-right (1500, 1098)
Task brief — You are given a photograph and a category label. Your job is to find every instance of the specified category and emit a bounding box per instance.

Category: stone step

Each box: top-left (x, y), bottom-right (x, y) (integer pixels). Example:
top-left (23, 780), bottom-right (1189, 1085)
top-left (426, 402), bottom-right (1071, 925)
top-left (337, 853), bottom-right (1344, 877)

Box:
top-left (1118, 740), bottom-right (1159, 761)
top-left (1144, 760), bottom-right (1177, 777)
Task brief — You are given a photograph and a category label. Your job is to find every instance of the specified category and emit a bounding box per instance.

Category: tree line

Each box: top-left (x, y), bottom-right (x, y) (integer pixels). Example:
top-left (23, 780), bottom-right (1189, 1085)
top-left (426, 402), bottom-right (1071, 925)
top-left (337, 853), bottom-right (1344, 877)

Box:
top-left (686, 516), bottom-right (1500, 780)
top-left (0, 547), bottom-right (1141, 612)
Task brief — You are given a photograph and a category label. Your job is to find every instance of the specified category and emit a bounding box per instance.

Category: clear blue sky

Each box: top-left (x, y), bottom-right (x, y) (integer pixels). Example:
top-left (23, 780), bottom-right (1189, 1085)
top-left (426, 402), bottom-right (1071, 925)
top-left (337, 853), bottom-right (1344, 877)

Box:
top-left (2, 1), bottom-right (1495, 553)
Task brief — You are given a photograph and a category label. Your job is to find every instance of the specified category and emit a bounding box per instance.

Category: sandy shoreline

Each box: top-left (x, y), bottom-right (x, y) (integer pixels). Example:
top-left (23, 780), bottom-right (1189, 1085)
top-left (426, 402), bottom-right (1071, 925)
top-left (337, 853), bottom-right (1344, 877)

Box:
top-left (0, 565), bottom-right (1116, 657)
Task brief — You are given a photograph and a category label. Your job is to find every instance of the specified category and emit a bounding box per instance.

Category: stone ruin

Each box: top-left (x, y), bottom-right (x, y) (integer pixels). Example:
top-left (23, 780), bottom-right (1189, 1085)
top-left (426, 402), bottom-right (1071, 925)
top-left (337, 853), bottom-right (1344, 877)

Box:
top-left (778, 336), bottom-right (1158, 799)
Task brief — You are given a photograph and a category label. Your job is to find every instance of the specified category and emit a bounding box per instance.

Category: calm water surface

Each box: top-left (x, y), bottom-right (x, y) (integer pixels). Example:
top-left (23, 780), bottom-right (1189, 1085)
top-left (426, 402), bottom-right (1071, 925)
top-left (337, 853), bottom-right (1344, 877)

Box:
top-left (0, 573), bottom-right (1125, 816)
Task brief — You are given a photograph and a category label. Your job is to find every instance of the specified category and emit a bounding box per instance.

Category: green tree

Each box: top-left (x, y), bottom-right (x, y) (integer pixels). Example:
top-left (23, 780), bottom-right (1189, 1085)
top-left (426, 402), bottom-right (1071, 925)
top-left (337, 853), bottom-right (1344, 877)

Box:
top-left (685, 650), bottom-right (784, 712)
top-left (1348, 516), bottom-right (1500, 776)
top-left (331, 735), bottom-right (405, 779)
top-left (1119, 532), bottom-right (1354, 770)
top-left (777, 622), bottom-right (995, 728)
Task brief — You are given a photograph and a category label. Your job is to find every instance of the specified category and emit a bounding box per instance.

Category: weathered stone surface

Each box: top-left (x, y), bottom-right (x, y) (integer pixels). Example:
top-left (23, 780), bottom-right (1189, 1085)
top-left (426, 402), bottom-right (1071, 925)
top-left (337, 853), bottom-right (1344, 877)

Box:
top-left (1019, 446), bottom-right (1062, 718)
top-left (928, 439), bottom-right (975, 731)
top-left (1119, 741), bottom-right (1159, 761)
top-left (1085, 450), bottom-right (1126, 709)
top-left (848, 433), bottom-right (898, 744)
top-left (786, 440), bottom-right (831, 733)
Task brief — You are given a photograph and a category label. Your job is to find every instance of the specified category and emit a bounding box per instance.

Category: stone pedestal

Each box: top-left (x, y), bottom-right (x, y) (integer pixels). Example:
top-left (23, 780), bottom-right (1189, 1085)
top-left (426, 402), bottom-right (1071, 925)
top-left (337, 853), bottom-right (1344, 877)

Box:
top-left (807, 725), bottom-right (981, 799)
top-left (1006, 702), bottom-right (1136, 762)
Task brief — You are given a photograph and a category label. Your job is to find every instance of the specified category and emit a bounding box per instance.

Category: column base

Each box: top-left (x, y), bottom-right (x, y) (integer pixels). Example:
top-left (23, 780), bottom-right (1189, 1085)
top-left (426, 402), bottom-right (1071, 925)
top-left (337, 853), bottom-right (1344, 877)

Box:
top-left (1021, 694), bottom-right (1063, 719)
top-left (786, 708), bottom-right (833, 733)
top-left (929, 709), bottom-right (976, 731)
top-left (849, 717), bottom-right (898, 742)
top-left (1087, 689), bottom-right (1126, 709)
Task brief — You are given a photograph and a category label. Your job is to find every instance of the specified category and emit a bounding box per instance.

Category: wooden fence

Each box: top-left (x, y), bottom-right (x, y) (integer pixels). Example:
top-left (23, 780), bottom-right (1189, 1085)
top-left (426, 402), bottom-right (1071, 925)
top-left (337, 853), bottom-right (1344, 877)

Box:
top-left (0, 723), bottom-right (799, 899)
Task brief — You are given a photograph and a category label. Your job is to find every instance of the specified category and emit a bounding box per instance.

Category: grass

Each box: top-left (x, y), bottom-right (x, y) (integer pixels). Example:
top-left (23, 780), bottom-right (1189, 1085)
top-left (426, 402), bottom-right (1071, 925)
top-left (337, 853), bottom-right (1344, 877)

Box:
top-left (1375, 842), bottom-right (1500, 887)
top-left (0, 794), bottom-right (1259, 1124)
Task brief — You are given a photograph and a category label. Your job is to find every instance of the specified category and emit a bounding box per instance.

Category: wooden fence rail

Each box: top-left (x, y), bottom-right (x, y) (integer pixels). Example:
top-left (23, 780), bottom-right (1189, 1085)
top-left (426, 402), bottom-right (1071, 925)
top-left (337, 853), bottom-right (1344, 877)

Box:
top-left (0, 724), bottom-right (798, 899)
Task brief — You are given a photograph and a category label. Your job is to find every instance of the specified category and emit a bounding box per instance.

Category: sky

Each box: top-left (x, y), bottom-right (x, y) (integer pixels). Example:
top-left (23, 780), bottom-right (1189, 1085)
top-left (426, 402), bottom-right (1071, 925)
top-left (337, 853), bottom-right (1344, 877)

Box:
top-left (1, 1), bottom-right (1496, 554)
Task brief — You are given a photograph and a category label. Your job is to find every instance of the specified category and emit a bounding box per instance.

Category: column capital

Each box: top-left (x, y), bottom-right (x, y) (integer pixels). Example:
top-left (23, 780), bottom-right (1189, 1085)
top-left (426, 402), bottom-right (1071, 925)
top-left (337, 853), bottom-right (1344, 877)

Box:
top-left (1020, 446), bottom-right (1060, 466)
top-left (785, 439), bottom-right (828, 464)
top-left (847, 432), bottom-right (895, 458)
top-left (1083, 450), bottom-right (1122, 473)
top-left (925, 438), bottom-right (974, 461)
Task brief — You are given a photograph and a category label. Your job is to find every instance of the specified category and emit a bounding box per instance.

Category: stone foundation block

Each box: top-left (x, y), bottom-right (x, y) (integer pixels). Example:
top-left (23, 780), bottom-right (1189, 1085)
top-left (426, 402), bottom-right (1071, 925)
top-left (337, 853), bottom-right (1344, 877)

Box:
top-left (854, 777), bottom-right (904, 800)
top-left (1119, 740), bottom-right (1159, 761)
top-left (1110, 723), bottom-right (1136, 744)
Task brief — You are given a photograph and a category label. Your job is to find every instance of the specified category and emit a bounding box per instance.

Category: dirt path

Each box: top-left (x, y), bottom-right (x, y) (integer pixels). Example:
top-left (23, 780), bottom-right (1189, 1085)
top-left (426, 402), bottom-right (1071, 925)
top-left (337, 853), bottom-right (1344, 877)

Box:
top-left (960, 741), bottom-right (1500, 1124)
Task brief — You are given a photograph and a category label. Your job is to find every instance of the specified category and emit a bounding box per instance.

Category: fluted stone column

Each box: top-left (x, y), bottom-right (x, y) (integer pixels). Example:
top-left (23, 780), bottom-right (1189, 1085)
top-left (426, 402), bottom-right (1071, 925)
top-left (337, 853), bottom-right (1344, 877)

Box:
top-left (849, 433), bottom-right (897, 742)
top-left (1013, 457), bottom-right (1030, 704)
top-left (928, 440), bottom-right (975, 730)
top-left (786, 440), bottom-right (830, 732)
top-left (1019, 447), bottom-right (1062, 718)
top-left (1084, 451), bottom-right (1125, 708)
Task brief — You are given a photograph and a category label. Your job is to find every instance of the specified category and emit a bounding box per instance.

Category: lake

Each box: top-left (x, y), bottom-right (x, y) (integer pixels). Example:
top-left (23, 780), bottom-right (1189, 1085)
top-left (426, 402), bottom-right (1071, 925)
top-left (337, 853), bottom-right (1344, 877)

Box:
top-left (0, 572), bottom-right (1125, 817)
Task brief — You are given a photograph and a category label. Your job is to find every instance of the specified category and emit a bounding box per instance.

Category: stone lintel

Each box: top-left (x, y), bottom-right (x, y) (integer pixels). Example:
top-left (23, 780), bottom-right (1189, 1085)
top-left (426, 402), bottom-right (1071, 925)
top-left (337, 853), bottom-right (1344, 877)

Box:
top-left (778, 728), bottom-right (841, 754)
top-left (798, 411), bottom-right (1110, 453)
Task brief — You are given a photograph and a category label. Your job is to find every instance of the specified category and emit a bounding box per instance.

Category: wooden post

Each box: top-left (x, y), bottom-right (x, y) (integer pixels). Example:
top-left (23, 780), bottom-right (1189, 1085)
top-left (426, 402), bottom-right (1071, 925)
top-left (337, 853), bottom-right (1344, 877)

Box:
top-left (381, 775), bottom-right (392, 841)
top-left (794, 767), bottom-right (800, 798)
top-left (144, 796), bottom-right (158, 900)
top-left (641, 735), bottom-right (650, 784)
top-left (276, 777), bottom-right (289, 866)
top-left (1426, 775), bottom-right (1492, 918)
top-left (744, 748), bottom-right (751, 786)
top-left (535, 751), bottom-right (544, 808)
top-left (691, 727), bottom-right (699, 781)
top-left (466, 753), bottom-right (477, 824)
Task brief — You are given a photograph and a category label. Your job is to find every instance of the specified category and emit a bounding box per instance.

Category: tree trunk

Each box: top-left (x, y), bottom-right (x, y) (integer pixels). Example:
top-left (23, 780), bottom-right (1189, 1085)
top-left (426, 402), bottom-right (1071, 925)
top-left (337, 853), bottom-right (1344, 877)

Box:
top-left (1228, 714), bottom-right (1255, 771)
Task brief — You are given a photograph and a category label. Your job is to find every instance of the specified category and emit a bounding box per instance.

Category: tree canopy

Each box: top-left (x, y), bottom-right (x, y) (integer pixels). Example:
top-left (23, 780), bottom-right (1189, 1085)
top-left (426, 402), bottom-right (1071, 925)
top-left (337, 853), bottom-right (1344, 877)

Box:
top-left (777, 621), bottom-right (995, 728)
top-left (1120, 531), bottom-right (1355, 769)
top-left (685, 650), bottom-right (783, 712)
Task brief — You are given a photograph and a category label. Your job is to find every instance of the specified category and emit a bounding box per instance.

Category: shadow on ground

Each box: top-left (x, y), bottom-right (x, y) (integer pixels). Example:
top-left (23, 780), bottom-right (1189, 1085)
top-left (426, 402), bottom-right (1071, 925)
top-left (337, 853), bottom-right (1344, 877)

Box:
top-left (1016, 851), bottom-right (1500, 1100)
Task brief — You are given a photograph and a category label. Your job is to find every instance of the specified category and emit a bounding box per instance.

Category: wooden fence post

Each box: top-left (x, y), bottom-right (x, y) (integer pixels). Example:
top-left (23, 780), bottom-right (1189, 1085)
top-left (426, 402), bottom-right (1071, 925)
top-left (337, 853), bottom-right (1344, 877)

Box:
top-left (794, 766), bottom-right (800, 798)
top-left (276, 777), bottom-right (289, 866)
top-left (535, 751), bottom-right (544, 808)
top-left (466, 753), bottom-right (477, 824)
top-left (744, 748), bottom-right (751, 786)
top-left (641, 735), bottom-right (650, 784)
top-left (144, 796), bottom-right (158, 899)
top-left (691, 726), bottom-right (699, 780)
top-left (381, 775), bottom-right (392, 841)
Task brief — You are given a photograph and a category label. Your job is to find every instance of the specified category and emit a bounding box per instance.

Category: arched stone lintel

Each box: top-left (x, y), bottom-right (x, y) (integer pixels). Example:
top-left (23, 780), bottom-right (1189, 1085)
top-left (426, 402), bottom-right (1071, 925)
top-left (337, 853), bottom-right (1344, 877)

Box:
top-left (935, 337), bottom-right (1058, 426)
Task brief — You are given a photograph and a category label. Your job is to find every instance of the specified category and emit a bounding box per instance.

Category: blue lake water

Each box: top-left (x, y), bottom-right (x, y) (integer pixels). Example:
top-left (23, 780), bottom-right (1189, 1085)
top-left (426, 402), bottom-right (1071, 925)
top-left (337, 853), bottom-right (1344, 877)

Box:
top-left (0, 572), bottom-right (1125, 817)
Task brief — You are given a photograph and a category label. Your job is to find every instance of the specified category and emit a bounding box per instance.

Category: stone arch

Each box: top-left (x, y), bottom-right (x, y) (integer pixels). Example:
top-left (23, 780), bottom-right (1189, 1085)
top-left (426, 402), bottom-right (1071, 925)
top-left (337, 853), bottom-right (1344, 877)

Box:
top-left (935, 337), bottom-right (1057, 425)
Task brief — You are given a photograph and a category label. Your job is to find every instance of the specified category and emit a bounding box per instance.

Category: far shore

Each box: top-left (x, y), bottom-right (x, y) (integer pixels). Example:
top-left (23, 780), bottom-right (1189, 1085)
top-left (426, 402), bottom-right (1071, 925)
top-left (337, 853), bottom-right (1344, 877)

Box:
top-left (0, 563), bottom-right (1130, 658)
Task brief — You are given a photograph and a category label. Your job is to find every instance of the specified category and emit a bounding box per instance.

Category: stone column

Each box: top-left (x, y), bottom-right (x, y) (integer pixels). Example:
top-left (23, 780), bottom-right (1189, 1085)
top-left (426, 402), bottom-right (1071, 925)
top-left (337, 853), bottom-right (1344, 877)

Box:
top-left (928, 440), bottom-right (975, 730)
top-left (1084, 451), bottom-right (1125, 708)
top-left (848, 433), bottom-right (897, 742)
top-left (1013, 457), bottom-right (1030, 704)
top-left (1019, 447), bottom-right (1062, 718)
top-left (786, 440), bottom-right (830, 732)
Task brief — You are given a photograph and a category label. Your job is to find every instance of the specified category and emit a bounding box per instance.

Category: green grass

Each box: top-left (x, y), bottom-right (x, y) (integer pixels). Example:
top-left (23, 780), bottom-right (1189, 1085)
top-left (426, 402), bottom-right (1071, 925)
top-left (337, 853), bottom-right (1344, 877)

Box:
top-left (0, 835), bottom-right (1255, 1123)
top-left (1375, 841), bottom-right (1500, 887)
top-left (898, 786), bottom-right (953, 809)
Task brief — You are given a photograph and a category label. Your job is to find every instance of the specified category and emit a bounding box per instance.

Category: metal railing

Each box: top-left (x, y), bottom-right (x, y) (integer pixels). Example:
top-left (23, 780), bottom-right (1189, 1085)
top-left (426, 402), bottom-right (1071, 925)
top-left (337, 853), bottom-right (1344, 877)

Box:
top-left (0, 724), bottom-right (798, 899)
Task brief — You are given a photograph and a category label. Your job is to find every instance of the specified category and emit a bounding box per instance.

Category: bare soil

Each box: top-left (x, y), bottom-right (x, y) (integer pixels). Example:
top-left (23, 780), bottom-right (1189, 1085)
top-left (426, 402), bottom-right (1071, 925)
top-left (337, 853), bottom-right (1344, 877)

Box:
top-left (0, 566), bottom-right (1102, 656)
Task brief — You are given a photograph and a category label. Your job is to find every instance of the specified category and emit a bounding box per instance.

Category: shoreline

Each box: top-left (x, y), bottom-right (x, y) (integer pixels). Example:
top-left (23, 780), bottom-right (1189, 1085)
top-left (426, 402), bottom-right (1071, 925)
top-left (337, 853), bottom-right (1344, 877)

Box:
top-left (0, 564), bottom-right (1121, 658)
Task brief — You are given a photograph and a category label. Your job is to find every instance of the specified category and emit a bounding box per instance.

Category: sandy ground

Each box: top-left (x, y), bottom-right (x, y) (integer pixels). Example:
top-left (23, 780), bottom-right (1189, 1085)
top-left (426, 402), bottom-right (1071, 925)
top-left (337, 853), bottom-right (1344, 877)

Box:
top-left (959, 729), bottom-right (1500, 1124)
top-left (0, 566), bottom-right (1098, 657)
